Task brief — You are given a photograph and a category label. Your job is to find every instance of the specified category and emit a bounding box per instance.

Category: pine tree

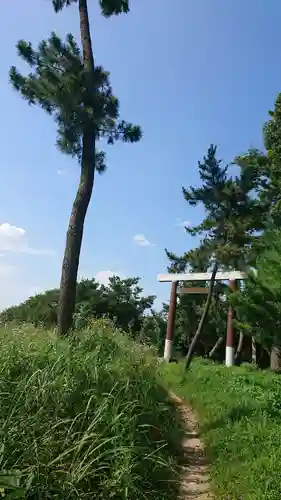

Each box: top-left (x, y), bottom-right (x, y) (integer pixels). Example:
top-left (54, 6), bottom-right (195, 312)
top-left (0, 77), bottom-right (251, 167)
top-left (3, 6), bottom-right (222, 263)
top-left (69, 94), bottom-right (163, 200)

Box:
top-left (263, 93), bottom-right (281, 225)
top-left (233, 148), bottom-right (271, 263)
top-left (10, 0), bottom-right (141, 334)
top-left (183, 145), bottom-right (265, 269)
top-left (231, 229), bottom-right (281, 372)
top-left (229, 95), bottom-right (281, 368)
top-left (235, 93), bottom-right (281, 229)
top-left (166, 145), bottom-right (265, 272)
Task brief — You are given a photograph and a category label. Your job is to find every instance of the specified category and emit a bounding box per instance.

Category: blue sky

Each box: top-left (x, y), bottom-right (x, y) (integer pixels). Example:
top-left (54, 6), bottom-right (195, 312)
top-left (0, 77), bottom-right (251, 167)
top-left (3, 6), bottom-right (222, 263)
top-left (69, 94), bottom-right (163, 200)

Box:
top-left (0, 0), bottom-right (281, 310)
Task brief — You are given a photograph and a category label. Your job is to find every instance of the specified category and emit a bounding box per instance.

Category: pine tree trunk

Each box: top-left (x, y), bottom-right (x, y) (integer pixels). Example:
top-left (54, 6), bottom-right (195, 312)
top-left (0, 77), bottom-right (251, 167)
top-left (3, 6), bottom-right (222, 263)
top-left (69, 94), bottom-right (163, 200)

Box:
top-left (270, 344), bottom-right (281, 373)
top-left (79, 0), bottom-right (95, 70)
top-left (184, 262), bottom-right (218, 370)
top-left (252, 337), bottom-right (256, 364)
top-left (234, 331), bottom-right (244, 365)
top-left (208, 334), bottom-right (225, 359)
top-left (58, 0), bottom-right (95, 335)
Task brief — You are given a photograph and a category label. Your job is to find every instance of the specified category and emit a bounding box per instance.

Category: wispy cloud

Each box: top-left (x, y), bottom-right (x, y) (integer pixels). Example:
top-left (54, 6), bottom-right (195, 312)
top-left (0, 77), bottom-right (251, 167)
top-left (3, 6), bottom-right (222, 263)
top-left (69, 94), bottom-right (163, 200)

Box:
top-left (0, 263), bottom-right (16, 277)
top-left (0, 223), bottom-right (55, 256)
top-left (176, 219), bottom-right (191, 230)
top-left (57, 168), bottom-right (66, 176)
top-left (134, 234), bottom-right (155, 247)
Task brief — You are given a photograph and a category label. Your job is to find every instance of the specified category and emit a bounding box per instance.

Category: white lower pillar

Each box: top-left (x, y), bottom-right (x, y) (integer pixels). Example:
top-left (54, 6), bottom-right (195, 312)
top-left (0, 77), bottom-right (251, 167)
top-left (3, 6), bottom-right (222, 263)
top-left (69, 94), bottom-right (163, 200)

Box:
top-left (225, 345), bottom-right (235, 367)
top-left (164, 338), bottom-right (173, 362)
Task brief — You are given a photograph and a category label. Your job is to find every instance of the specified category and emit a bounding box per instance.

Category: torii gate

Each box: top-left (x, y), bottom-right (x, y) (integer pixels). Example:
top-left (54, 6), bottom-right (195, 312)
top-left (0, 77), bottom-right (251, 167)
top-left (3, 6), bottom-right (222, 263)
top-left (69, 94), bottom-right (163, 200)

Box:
top-left (157, 271), bottom-right (245, 367)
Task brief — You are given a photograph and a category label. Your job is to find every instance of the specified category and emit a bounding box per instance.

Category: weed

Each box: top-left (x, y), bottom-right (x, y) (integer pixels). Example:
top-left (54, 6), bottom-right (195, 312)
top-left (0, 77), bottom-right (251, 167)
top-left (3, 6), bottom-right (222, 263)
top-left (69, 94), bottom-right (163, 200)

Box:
top-left (0, 320), bottom-right (182, 499)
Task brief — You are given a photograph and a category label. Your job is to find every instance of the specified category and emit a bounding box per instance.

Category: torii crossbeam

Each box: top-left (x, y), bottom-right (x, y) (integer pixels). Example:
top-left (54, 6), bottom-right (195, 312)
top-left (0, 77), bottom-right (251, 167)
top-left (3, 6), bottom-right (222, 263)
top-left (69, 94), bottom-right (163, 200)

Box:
top-left (157, 271), bottom-right (245, 367)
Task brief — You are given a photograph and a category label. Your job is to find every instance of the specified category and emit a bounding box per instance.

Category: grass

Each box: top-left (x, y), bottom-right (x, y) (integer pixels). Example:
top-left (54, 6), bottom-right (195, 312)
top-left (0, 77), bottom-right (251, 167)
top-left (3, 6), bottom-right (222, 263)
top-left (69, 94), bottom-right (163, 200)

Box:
top-left (0, 320), bottom-right (182, 499)
top-left (161, 358), bottom-right (281, 500)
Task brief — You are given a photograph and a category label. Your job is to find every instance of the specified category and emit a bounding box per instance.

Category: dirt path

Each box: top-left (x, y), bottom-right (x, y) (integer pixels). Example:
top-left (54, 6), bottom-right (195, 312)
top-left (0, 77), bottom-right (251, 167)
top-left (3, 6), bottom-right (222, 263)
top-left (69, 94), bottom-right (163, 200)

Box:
top-left (169, 392), bottom-right (214, 500)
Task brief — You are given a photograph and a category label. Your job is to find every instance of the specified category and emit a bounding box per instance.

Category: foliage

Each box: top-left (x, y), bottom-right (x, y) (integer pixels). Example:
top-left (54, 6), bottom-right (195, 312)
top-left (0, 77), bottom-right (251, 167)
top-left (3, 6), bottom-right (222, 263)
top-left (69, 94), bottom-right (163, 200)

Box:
top-left (162, 359), bottom-right (281, 499)
top-left (0, 321), bottom-right (182, 499)
top-left (9, 24), bottom-right (141, 168)
top-left (0, 276), bottom-right (155, 335)
top-left (231, 229), bottom-right (281, 355)
top-left (263, 93), bottom-right (281, 224)
top-left (99, 276), bottom-right (155, 334)
top-left (0, 289), bottom-right (60, 328)
top-left (52, 0), bottom-right (130, 16)
top-left (138, 309), bottom-right (167, 351)
top-left (0, 469), bottom-right (25, 499)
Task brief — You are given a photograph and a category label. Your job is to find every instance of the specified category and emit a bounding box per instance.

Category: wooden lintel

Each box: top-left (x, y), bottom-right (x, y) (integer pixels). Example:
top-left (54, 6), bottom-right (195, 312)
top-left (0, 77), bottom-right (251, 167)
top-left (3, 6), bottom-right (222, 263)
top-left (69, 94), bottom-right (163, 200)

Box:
top-left (158, 270), bottom-right (245, 282)
top-left (177, 287), bottom-right (209, 295)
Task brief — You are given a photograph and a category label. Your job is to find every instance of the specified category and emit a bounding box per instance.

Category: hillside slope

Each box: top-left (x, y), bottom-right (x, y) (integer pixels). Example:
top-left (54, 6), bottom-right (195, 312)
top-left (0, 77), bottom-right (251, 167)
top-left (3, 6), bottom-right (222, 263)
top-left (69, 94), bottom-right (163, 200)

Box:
top-left (0, 321), bottom-right (181, 499)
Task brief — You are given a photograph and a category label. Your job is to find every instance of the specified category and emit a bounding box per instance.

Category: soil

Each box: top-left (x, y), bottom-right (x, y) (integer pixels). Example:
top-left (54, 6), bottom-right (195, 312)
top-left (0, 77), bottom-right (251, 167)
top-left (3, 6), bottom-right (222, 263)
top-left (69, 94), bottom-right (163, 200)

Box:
top-left (169, 392), bottom-right (214, 499)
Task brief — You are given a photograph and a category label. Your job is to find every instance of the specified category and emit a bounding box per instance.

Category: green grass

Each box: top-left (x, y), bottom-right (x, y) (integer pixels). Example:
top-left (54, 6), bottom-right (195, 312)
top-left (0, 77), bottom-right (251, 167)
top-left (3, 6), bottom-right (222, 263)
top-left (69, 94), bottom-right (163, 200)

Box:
top-left (161, 358), bottom-right (281, 500)
top-left (0, 320), bottom-right (182, 499)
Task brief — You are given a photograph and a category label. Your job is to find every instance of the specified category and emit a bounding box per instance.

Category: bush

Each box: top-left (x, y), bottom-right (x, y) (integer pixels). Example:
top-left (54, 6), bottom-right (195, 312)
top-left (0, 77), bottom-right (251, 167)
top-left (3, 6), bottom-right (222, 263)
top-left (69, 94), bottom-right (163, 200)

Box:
top-left (0, 320), bottom-right (181, 499)
top-left (162, 359), bottom-right (281, 500)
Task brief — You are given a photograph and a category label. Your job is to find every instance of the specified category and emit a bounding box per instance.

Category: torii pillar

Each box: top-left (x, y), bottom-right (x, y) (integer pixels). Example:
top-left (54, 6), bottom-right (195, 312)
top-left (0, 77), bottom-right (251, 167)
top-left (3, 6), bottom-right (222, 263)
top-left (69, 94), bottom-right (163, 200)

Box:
top-left (164, 281), bottom-right (178, 361)
top-left (225, 279), bottom-right (236, 367)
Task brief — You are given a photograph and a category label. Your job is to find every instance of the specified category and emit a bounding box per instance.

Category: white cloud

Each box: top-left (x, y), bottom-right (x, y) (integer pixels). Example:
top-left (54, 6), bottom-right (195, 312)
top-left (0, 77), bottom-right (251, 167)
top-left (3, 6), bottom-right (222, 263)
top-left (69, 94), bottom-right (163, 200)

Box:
top-left (134, 234), bottom-right (155, 247)
top-left (176, 219), bottom-right (191, 229)
top-left (95, 270), bottom-right (126, 286)
top-left (21, 247), bottom-right (54, 256)
top-left (0, 223), bottom-right (25, 251)
top-left (95, 270), bottom-right (115, 285)
top-left (0, 263), bottom-right (16, 277)
top-left (28, 285), bottom-right (44, 296)
top-left (57, 168), bottom-right (66, 176)
top-left (0, 223), bottom-right (54, 256)
top-left (0, 282), bottom-right (41, 311)
top-left (0, 265), bottom-right (43, 311)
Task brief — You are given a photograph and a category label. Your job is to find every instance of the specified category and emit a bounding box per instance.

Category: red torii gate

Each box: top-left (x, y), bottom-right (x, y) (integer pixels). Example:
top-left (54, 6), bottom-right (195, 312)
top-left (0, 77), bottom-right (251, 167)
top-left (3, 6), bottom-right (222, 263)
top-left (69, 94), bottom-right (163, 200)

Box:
top-left (157, 270), bottom-right (245, 367)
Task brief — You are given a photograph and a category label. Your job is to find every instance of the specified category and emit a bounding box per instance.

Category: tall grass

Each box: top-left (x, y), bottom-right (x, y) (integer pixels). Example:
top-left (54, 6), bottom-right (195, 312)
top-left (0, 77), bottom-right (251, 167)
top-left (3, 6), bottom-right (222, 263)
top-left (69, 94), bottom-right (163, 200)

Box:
top-left (0, 320), bottom-right (181, 499)
top-left (162, 359), bottom-right (281, 499)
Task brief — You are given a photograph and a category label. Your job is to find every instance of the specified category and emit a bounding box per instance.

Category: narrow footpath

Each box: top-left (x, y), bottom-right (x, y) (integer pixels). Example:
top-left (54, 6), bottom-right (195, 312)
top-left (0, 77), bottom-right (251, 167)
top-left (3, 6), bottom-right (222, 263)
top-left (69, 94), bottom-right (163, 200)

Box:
top-left (169, 392), bottom-right (214, 500)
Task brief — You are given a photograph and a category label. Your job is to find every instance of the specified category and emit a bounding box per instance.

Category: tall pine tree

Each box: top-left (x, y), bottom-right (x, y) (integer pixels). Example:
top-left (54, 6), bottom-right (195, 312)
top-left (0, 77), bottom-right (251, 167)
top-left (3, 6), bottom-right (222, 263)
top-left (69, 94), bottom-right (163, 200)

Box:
top-left (262, 93), bottom-right (281, 225)
top-left (166, 144), bottom-right (265, 272)
top-left (234, 92), bottom-right (281, 231)
top-left (10, 0), bottom-right (141, 334)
